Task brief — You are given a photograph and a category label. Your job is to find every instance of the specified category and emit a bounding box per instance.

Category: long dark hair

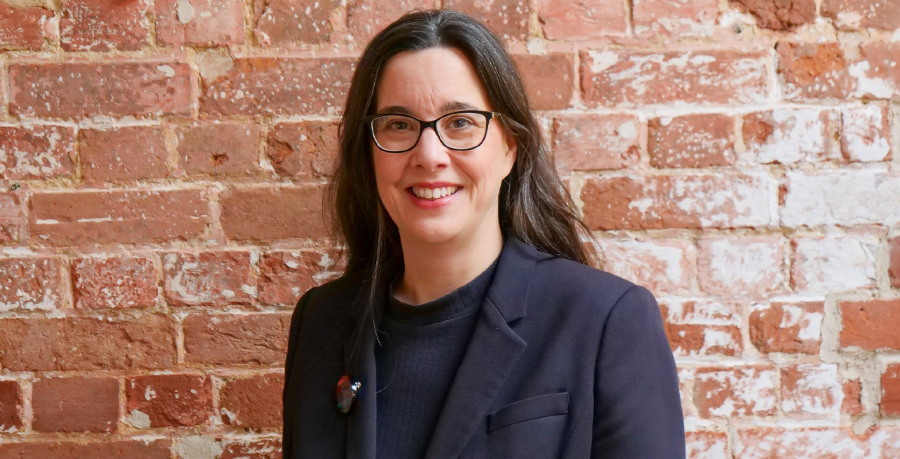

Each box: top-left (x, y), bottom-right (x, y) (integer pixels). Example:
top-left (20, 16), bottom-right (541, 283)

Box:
top-left (327, 9), bottom-right (599, 312)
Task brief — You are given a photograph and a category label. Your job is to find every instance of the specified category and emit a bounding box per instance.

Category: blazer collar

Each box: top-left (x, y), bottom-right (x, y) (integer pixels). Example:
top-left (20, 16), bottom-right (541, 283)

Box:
top-left (341, 236), bottom-right (543, 459)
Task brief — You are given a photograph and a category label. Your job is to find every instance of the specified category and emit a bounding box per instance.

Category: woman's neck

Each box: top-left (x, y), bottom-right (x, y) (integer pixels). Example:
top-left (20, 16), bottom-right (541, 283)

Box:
top-left (394, 226), bottom-right (504, 305)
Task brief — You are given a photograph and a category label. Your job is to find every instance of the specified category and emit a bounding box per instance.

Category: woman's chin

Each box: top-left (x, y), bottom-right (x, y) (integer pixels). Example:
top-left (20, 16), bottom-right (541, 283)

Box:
top-left (400, 223), bottom-right (463, 246)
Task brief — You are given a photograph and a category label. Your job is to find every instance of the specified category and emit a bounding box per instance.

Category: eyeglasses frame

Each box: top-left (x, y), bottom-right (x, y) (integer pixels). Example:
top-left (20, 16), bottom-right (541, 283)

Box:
top-left (363, 110), bottom-right (502, 153)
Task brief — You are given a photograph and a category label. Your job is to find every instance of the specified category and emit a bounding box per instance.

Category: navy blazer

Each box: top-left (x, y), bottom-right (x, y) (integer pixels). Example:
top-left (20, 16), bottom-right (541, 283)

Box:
top-left (282, 237), bottom-right (685, 458)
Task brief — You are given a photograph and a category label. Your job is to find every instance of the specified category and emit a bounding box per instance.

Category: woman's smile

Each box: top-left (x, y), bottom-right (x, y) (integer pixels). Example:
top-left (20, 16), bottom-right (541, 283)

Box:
top-left (406, 183), bottom-right (463, 209)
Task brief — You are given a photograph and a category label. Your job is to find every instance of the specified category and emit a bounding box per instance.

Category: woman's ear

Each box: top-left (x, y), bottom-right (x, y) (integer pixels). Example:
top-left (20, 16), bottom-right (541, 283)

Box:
top-left (501, 128), bottom-right (518, 178)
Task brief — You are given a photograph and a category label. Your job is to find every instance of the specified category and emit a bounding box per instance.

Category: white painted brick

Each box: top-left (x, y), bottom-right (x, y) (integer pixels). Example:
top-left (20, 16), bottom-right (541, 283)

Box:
top-left (792, 236), bottom-right (878, 294)
top-left (698, 237), bottom-right (784, 296)
top-left (782, 171), bottom-right (900, 227)
top-left (842, 105), bottom-right (892, 162)
top-left (598, 239), bottom-right (694, 294)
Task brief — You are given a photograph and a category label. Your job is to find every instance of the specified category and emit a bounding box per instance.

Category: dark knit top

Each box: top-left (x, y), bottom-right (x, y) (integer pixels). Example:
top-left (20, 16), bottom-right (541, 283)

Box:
top-left (374, 255), bottom-right (501, 459)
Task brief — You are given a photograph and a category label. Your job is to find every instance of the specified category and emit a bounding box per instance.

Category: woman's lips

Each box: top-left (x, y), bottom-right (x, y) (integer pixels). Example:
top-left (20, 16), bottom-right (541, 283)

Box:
top-left (405, 185), bottom-right (462, 209)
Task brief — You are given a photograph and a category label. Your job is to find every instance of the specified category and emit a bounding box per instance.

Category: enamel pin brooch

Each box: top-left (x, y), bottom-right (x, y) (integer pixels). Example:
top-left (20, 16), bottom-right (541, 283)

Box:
top-left (337, 375), bottom-right (361, 414)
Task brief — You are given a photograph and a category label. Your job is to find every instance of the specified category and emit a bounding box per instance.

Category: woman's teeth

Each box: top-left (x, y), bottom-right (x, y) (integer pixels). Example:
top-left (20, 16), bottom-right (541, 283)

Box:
top-left (411, 186), bottom-right (459, 200)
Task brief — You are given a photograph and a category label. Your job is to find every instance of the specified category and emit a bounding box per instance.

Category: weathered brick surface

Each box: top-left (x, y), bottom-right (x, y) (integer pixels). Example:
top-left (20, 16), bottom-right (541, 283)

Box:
top-left (183, 313), bottom-right (291, 366)
top-left (648, 114), bottom-right (734, 168)
top-left (750, 302), bottom-right (823, 354)
top-left (822, 0), bottom-right (900, 31)
top-left (512, 54), bottom-right (574, 111)
top-left (742, 109), bottom-right (840, 164)
top-left (842, 379), bottom-right (863, 415)
top-left (552, 114), bottom-right (640, 173)
top-left (735, 427), bottom-right (900, 457)
top-left (840, 298), bottom-right (900, 351)
top-left (694, 366), bottom-right (777, 417)
top-left (731, 0), bottom-right (816, 30)
top-left (0, 192), bottom-right (23, 244)
top-left (32, 376), bottom-right (119, 433)
top-left (776, 42), bottom-right (852, 100)
top-left (266, 121), bottom-right (338, 178)
top-left (177, 122), bottom-right (261, 178)
top-left (0, 440), bottom-right (172, 458)
top-left (890, 237), bottom-right (900, 288)
top-left (632, 0), bottom-right (719, 37)
top-left (596, 239), bottom-right (694, 295)
top-left (536, 0), bottom-right (626, 39)
top-left (60, 0), bottom-right (148, 51)
top-left (219, 186), bottom-right (327, 241)
top-left (443, 0), bottom-right (530, 41)
top-left (0, 125), bottom-right (76, 180)
top-left (884, 364), bottom-right (900, 416)
top-left (782, 171), bottom-right (900, 227)
top-left (0, 3), bottom-right (51, 51)
top-left (685, 431), bottom-right (729, 459)
top-left (78, 126), bottom-right (169, 184)
top-left (0, 380), bottom-right (23, 432)
top-left (792, 236), bottom-right (878, 294)
top-left (257, 249), bottom-right (339, 305)
top-left (0, 315), bottom-right (176, 371)
top-left (9, 62), bottom-right (192, 119)
top-left (840, 105), bottom-right (892, 162)
top-left (697, 237), bottom-right (784, 297)
top-left (0, 257), bottom-right (61, 312)
top-left (781, 364), bottom-right (842, 416)
top-left (581, 174), bottom-right (769, 230)
top-left (72, 256), bottom-right (157, 309)
top-left (220, 438), bottom-right (282, 459)
top-left (347, 0), bottom-right (435, 42)
top-left (163, 251), bottom-right (255, 307)
top-left (661, 300), bottom-right (742, 357)
top-left (29, 189), bottom-right (209, 246)
top-left (581, 50), bottom-right (769, 107)
top-left (156, 0), bottom-right (245, 47)
top-left (200, 58), bottom-right (354, 117)
top-left (252, 0), bottom-right (339, 46)
top-left (219, 373), bottom-right (284, 429)
top-left (126, 374), bottom-right (213, 427)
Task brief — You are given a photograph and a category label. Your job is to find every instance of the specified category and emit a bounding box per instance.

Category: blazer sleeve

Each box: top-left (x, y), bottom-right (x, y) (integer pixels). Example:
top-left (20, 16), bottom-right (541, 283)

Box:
top-left (591, 285), bottom-right (685, 458)
top-left (283, 286), bottom-right (317, 458)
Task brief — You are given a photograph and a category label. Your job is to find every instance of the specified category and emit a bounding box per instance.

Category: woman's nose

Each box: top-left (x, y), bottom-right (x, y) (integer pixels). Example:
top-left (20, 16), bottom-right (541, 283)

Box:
top-left (409, 127), bottom-right (449, 170)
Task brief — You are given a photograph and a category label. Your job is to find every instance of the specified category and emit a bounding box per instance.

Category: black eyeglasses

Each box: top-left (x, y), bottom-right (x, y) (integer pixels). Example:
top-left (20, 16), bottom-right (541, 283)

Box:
top-left (363, 110), bottom-right (502, 153)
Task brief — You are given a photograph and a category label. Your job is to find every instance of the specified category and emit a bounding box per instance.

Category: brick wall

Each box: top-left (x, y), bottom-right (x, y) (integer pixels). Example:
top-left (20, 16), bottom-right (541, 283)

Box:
top-left (1, 0), bottom-right (899, 458)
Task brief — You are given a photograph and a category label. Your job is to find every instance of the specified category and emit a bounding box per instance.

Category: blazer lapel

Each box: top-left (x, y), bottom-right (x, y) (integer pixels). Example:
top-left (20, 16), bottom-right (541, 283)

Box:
top-left (423, 237), bottom-right (540, 459)
top-left (343, 291), bottom-right (383, 459)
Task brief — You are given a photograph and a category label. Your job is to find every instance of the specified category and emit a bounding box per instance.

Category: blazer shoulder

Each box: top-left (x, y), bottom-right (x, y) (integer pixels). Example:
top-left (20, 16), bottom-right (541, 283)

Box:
top-left (532, 252), bottom-right (643, 305)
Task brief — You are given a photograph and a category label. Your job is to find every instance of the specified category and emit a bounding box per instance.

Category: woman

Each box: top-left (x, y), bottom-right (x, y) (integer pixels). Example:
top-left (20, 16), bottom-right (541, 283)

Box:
top-left (282, 9), bottom-right (685, 459)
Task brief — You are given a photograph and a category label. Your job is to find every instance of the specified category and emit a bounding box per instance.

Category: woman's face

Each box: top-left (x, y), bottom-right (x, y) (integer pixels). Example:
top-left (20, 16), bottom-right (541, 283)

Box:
top-left (372, 47), bottom-right (517, 248)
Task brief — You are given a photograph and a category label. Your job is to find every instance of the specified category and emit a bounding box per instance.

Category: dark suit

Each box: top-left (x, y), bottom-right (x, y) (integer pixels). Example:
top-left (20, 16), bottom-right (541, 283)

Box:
top-left (283, 237), bottom-right (685, 458)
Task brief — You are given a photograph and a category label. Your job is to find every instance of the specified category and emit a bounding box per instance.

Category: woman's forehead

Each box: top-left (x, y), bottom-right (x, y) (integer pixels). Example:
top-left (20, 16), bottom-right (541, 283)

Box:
top-left (374, 47), bottom-right (493, 114)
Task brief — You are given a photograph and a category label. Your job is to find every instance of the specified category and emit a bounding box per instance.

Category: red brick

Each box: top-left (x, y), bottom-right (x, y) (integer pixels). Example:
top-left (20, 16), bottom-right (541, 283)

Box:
top-left (0, 380), bottom-right (24, 432)
top-left (126, 374), bottom-right (213, 427)
top-left (200, 58), bottom-right (354, 117)
top-left (220, 438), bottom-right (281, 459)
top-left (551, 114), bottom-right (639, 174)
top-left (177, 122), bottom-right (261, 178)
top-left (9, 62), bottom-right (191, 119)
top-left (648, 114), bottom-right (734, 168)
top-left (0, 192), bottom-right (24, 244)
top-left (694, 366), bottom-right (777, 418)
top-left (742, 109), bottom-right (840, 164)
top-left (32, 377), bottom-right (118, 433)
top-left (581, 50), bottom-right (769, 108)
top-left (633, 0), bottom-right (719, 37)
top-left (776, 41), bottom-right (853, 100)
top-left (536, 0), bottom-right (626, 39)
top-left (266, 121), bottom-right (338, 178)
top-left (822, 0), bottom-right (900, 30)
top-left (883, 364), bottom-right (900, 416)
top-left (596, 239), bottom-right (694, 295)
top-left (252, 0), bottom-right (339, 46)
top-left (749, 302), bottom-right (823, 354)
top-left (72, 256), bottom-right (157, 309)
top-left (685, 431), bottom-right (729, 459)
top-left (219, 186), bottom-right (327, 241)
top-left (60, 0), bottom-right (149, 51)
top-left (183, 313), bottom-right (291, 366)
top-left (854, 42), bottom-right (900, 100)
top-left (0, 315), bottom-right (176, 371)
top-left (731, 0), bottom-right (815, 30)
top-left (28, 189), bottom-right (208, 246)
top-left (163, 251), bottom-right (254, 307)
top-left (841, 298), bottom-right (900, 351)
top-left (0, 257), bottom-right (62, 312)
top-left (781, 363), bottom-right (842, 416)
top-left (511, 54), bottom-right (574, 111)
top-left (841, 105), bottom-right (892, 162)
top-left (0, 125), bottom-right (76, 180)
top-left (347, 0), bottom-right (434, 42)
top-left (581, 174), bottom-right (769, 230)
top-left (697, 237), bottom-right (784, 297)
top-left (735, 427), bottom-right (900, 457)
top-left (0, 440), bottom-right (171, 459)
top-left (0, 3), bottom-right (51, 50)
top-left (219, 373), bottom-right (284, 430)
top-left (660, 300), bottom-right (742, 357)
top-left (257, 250), bottom-right (340, 305)
top-left (890, 238), bottom-right (900, 288)
top-left (842, 379), bottom-right (863, 415)
top-left (443, 0), bottom-right (530, 42)
top-left (156, 0), bottom-right (244, 46)
top-left (79, 126), bottom-right (169, 184)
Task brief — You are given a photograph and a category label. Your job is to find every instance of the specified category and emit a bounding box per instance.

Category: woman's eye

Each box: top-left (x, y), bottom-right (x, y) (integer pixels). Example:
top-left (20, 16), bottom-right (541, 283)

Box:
top-left (449, 117), bottom-right (473, 128)
top-left (387, 121), bottom-right (411, 131)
